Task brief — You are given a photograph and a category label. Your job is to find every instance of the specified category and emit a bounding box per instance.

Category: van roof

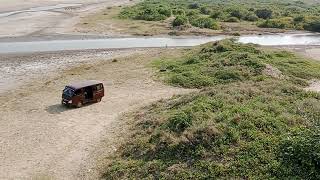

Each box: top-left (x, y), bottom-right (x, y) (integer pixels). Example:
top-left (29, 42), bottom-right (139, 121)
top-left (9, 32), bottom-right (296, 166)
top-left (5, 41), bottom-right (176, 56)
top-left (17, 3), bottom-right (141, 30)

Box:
top-left (67, 80), bottom-right (103, 90)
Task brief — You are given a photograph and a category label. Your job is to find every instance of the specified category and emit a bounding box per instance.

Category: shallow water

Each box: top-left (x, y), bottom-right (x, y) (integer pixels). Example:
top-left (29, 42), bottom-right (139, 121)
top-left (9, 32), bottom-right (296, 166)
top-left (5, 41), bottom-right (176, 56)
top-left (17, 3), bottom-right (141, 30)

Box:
top-left (0, 33), bottom-right (319, 54)
top-left (238, 33), bottom-right (320, 46)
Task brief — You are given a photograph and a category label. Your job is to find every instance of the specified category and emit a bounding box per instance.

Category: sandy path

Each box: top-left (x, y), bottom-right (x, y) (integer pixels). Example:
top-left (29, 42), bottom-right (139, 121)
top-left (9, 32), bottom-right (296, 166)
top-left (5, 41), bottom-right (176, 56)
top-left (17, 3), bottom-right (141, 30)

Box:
top-left (0, 49), bottom-right (191, 179)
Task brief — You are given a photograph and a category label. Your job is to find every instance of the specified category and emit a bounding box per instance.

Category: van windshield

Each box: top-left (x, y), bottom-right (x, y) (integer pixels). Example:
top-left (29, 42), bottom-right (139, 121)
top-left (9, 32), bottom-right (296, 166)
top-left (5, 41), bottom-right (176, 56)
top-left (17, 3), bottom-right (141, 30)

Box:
top-left (63, 87), bottom-right (75, 97)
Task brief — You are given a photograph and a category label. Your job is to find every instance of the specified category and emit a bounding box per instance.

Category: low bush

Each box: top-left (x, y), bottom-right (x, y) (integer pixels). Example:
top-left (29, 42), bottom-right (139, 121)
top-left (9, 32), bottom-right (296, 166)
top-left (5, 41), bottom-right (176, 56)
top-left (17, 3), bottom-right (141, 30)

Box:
top-left (172, 15), bottom-right (188, 27)
top-left (190, 17), bottom-right (219, 29)
top-left (244, 13), bottom-right (259, 22)
top-left (172, 9), bottom-right (185, 16)
top-left (304, 19), bottom-right (320, 32)
top-left (189, 3), bottom-right (200, 9)
top-left (255, 9), bottom-right (273, 19)
top-left (259, 17), bottom-right (294, 29)
top-left (210, 11), bottom-right (223, 19)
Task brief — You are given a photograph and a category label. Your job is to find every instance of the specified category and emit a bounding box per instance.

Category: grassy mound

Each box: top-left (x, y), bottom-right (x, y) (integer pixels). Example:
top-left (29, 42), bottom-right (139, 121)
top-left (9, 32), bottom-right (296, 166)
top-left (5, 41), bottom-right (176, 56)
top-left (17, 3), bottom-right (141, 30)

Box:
top-left (154, 40), bottom-right (320, 88)
top-left (102, 41), bottom-right (320, 179)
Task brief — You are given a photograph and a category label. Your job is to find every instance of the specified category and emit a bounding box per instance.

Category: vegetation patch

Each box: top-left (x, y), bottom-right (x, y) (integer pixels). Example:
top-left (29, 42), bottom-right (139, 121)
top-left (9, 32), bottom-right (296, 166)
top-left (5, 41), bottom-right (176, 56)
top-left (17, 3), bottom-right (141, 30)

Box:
top-left (154, 40), bottom-right (320, 88)
top-left (119, 0), bottom-right (320, 32)
top-left (102, 40), bottom-right (320, 179)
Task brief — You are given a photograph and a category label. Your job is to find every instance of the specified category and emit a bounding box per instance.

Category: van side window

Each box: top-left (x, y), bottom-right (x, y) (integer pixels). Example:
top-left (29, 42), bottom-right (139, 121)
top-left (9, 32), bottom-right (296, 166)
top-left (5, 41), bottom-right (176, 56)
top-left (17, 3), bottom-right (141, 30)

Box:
top-left (96, 84), bottom-right (102, 91)
top-left (75, 89), bottom-right (81, 95)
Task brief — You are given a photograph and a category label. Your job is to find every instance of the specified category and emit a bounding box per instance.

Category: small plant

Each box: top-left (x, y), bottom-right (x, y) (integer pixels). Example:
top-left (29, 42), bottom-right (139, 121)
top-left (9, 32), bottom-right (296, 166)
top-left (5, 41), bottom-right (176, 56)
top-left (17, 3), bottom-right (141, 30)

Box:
top-left (188, 3), bottom-right (200, 9)
top-left (167, 111), bottom-right (192, 133)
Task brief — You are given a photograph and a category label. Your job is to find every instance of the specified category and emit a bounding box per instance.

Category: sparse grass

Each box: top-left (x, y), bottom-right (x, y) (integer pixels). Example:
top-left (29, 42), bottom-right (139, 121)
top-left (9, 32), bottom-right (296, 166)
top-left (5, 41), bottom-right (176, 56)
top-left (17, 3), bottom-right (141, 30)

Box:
top-left (101, 41), bottom-right (320, 179)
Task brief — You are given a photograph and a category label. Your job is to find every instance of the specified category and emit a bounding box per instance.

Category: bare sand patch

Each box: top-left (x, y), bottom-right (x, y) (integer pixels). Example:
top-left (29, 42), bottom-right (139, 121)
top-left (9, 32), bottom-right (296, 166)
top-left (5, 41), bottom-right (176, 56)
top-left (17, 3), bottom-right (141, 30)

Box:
top-left (305, 80), bottom-right (320, 92)
top-left (0, 48), bottom-right (192, 179)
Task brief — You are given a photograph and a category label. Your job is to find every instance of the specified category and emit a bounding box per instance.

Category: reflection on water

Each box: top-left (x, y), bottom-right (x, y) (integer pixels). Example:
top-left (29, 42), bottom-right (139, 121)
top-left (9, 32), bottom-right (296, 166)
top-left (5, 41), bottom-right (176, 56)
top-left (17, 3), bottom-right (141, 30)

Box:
top-left (0, 33), bottom-right (319, 54)
top-left (238, 33), bottom-right (320, 46)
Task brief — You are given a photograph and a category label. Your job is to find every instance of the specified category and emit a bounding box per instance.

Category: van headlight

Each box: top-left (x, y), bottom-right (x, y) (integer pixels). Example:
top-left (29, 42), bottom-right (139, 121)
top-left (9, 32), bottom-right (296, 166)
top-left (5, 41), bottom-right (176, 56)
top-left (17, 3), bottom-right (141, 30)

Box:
top-left (68, 100), bottom-right (72, 103)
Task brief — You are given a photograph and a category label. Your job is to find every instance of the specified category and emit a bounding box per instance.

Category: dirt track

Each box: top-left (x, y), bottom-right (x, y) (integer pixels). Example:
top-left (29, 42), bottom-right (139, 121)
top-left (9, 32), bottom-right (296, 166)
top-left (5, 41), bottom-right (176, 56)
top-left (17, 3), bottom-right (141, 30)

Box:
top-left (0, 49), bottom-right (192, 179)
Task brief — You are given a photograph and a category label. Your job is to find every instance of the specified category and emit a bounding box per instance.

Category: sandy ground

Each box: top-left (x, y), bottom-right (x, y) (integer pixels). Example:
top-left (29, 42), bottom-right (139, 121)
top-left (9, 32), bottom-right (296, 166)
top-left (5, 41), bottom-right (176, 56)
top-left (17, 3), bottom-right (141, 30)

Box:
top-left (305, 80), bottom-right (320, 92)
top-left (0, 0), bottom-right (138, 38)
top-left (0, 48), bottom-right (192, 179)
top-left (0, 49), bottom-right (143, 94)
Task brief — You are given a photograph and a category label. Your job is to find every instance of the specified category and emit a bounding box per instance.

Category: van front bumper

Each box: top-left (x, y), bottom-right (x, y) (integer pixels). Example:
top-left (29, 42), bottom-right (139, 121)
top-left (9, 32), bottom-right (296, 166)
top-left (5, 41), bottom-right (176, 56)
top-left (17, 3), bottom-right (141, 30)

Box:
top-left (62, 99), bottom-right (72, 105)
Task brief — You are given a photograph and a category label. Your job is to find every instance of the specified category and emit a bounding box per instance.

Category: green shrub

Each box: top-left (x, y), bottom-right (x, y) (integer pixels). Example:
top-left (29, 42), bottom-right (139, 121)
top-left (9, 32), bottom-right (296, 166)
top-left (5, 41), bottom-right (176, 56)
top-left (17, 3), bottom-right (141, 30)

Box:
top-left (210, 10), bottom-right (223, 19)
top-left (172, 9), bottom-right (185, 16)
top-left (158, 7), bottom-right (171, 17)
top-left (245, 13), bottom-right (259, 21)
top-left (191, 17), bottom-right (219, 29)
top-left (255, 9), bottom-right (273, 19)
top-left (293, 15), bottom-right (305, 23)
top-left (259, 17), bottom-right (294, 29)
top-left (172, 15), bottom-right (188, 27)
top-left (167, 111), bottom-right (192, 133)
top-left (229, 8), bottom-right (248, 19)
top-left (200, 6), bottom-right (211, 15)
top-left (304, 19), bottom-right (320, 32)
top-left (278, 128), bottom-right (320, 179)
top-left (188, 3), bottom-right (200, 9)
top-left (136, 7), bottom-right (168, 21)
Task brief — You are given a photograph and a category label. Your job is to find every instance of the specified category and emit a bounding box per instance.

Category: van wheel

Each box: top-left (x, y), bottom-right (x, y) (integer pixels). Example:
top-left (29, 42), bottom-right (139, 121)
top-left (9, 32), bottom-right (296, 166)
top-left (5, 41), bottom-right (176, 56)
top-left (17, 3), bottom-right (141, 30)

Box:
top-left (96, 98), bottom-right (101, 103)
top-left (76, 101), bottom-right (82, 108)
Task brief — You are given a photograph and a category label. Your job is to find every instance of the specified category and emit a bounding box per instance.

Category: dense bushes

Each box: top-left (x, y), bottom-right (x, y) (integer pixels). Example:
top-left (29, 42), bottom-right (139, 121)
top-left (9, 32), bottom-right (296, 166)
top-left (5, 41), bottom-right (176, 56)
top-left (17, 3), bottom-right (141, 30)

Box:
top-left (119, 0), bottom-right (320, 32)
